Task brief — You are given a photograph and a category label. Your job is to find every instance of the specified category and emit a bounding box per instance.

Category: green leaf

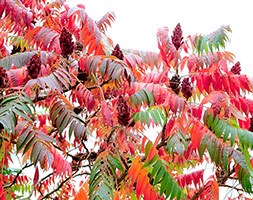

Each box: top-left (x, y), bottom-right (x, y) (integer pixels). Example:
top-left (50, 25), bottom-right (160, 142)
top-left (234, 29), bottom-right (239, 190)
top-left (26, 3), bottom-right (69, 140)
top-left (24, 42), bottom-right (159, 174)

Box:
top-left (108, 155), bottom-right (124, 171)
top-left (0, 51), bottom-right (37, 70)
top-left (17, 126), bottom-right (33, 152)
top-left (12, 107), bottom-right (32, 122)
top-left (160, 173), bottom-right (169, 196)
top-left (191, 25), bottom-right (231, 55)
top-left (150, 160), bottom-right (161, 180)
top-left (130, 88), bottom-right (154, 107)
top-left (205, 114), bottom-right (253, 149)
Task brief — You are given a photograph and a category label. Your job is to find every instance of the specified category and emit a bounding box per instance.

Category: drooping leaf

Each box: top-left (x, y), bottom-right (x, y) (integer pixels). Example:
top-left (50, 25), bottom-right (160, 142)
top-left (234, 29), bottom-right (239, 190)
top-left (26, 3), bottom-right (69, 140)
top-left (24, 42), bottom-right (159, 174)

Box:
top-left (123, 49), bottom-right (162, 69)
top-left (89, 151), bottom-right (124, 200)
top-left (50, 147), bottom-right (72, 175)
top-left (0, 94), bottom-right (35, 133)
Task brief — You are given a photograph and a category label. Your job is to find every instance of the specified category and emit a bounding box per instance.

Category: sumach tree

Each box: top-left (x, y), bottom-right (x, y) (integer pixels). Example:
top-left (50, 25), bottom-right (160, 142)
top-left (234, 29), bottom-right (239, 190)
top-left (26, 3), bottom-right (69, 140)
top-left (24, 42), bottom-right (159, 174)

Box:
top-left (0, 0), bottom-right (253, 199)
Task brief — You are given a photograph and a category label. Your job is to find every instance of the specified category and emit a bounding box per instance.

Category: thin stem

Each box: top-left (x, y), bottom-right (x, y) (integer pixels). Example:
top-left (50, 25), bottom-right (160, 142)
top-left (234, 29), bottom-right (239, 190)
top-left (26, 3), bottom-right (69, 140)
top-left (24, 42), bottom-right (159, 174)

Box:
top-left (156, 124), bottom-right (167, 149)
top-left (219, 183), bottom-right (244, 192)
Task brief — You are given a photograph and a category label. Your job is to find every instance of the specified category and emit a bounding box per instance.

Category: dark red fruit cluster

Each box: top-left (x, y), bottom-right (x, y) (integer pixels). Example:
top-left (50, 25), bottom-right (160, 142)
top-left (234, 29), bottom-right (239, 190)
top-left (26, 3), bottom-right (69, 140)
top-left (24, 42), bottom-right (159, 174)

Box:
top-left (59, 27), bottom-right (74, 58)
top-left (181, 77), bottom-right (193, 100)
top-left (77, 67), bottom-right (88, 82)
top-left (230, 61), bottom-right (241, 75)
top-left (170, 74), bottom-right (181, 94)
top-left (117, 95), bottom-right (130, 126)
top-left (104, 87), bottom-right (117, 99)
top-left (249, 117), bottom-right (253, 132)
top-left (111, 44), bottom-right (124, 60)
top-left (171, 23), bottom-right (184, 50)
top-left (27, 54), bottom-right (41, 79)
top-left (0, 66), bottom-right (9, 88)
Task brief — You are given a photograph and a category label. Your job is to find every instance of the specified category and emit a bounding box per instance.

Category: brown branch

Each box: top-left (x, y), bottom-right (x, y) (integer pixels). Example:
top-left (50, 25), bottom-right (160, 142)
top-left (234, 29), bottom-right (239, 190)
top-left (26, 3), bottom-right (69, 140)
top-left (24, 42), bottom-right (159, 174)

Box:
top-left (40, 171), bottom-right (77, 200)
top-left (218, 183), bottom-right (244, 192)
top-left (190, 187), bottom-right (204, 200)
top-left (156, 124), bottom-right (167, 149)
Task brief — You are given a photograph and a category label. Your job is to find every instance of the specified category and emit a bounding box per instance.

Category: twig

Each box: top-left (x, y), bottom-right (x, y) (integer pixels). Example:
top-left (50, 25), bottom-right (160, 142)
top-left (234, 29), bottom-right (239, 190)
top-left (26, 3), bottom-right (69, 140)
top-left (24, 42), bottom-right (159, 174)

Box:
top-left (106, 127), bottom-right (117, 144)
top-left (219, 183), bottom-right (244, 192)
top-left (190, 186), bottom-right (204, 200)
top-left (156, 124), bottom-right (167, 149)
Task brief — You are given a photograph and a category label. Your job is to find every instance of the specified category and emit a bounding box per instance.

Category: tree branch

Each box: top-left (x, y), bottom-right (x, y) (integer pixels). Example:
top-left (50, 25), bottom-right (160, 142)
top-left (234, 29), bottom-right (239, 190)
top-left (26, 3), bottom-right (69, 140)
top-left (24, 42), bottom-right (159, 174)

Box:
top-left (218, 183), bottom-right (244, 192)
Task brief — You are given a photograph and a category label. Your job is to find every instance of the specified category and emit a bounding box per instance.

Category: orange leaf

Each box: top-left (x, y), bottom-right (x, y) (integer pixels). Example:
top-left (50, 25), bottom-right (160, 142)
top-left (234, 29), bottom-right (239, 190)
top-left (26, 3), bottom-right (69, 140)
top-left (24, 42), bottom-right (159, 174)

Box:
top-left (190, 123), bottom-right (202, 151)
top-left (210, 178), bottom-right (219, 200)
top-left (74, 183), bottom-right (89, 200)
top-left (147, 144), bottom-right (158, 162)
top-left (128, 157), bottom-right (142, 185)
top-left (136, 172), bottom-right (147, 198)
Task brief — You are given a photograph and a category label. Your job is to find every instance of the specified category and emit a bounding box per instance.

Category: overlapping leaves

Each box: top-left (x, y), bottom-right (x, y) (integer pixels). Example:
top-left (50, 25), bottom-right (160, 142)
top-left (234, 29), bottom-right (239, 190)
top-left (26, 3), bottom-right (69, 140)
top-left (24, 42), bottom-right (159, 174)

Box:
top-left (89, 151), bottom-right (125, 200)
top-left (189, 25), bottom-right (232, 55)
top-left (0, 94), bottom-right (35, 133)
top-left (49, 94), bottom-right (86, 139)
top-left (205, 114), bottom-right (253, 149)
top-left (78, 56), bottom-right (135, 85)
top-left (132, 106), bottom-right (166, 127)
top-left (189, 118), bottom-right (253, 193)
top-left (0, 51), bottom-right (54, 70)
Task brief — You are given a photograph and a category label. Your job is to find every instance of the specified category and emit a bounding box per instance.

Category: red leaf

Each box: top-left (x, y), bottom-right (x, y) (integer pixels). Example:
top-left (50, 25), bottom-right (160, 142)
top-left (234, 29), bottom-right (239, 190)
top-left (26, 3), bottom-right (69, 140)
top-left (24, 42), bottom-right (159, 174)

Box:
top-left (136, 172), bottom-right (147, 198)
top-left (72, 83), bottom-right (96, 112)
top-left (239, 75), bottom-right (251, 92)
top-left (74, 183), bottom-right (88, 200)
top-left (201, 176), bottom-right (219, 200)
top-left (203, 74), bottom-right (212, 93)
top-left (147, 144), bottom-right (158, 162)
top-left (212, 72), bottom-right (222, 91)
top-left (51, 147), bottom-right (72, 175)
top-left (177, 169), bottom-right (204, 188)
top-left (229, 76), bottom-right (240, 95)
top-left (128, 142), bottom-right (135, 155)
top-left (33, 166), bottom-right (39, 186)
top-left (101, 101), bottom-right (112, 126)
top-left (0, 175), bottom-right (5, 200)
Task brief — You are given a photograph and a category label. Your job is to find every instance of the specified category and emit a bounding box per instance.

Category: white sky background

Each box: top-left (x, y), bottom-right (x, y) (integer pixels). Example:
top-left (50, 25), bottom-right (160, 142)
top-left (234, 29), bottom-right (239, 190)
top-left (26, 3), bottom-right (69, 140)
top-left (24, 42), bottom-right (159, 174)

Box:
top-left (67, 0), bottom-right (253, 76)
top-left (65, 0), bottom-right (253, 199)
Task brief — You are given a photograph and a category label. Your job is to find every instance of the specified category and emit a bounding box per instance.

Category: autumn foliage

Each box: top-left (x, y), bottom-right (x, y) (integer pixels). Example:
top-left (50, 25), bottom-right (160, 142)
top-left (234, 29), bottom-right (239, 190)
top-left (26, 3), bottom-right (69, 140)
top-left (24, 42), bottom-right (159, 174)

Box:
top-left (1, 0), bottom-right (253, 199)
